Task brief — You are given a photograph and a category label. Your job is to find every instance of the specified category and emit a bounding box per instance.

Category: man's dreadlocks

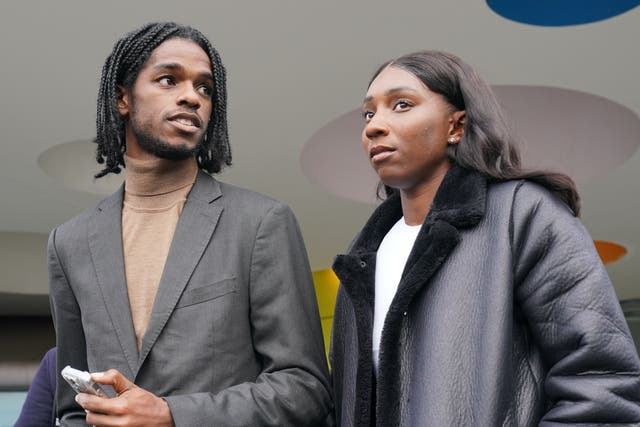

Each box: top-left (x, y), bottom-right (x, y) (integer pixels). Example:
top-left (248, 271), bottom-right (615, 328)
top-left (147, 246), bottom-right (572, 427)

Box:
top-left (95, 22), bottom-right (231, 178)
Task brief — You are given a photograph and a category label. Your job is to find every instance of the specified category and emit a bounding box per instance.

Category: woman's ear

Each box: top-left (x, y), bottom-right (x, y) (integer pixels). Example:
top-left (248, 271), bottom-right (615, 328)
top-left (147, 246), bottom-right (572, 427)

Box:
top-left (449, 110), bottom-right (466, 139)
top-left (116, 86), bottom-right (130, 117)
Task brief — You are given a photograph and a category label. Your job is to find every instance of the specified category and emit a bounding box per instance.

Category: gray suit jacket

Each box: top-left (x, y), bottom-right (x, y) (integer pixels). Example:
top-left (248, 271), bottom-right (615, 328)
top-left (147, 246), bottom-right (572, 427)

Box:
top-left (49, 170), bottom-right (333, 426)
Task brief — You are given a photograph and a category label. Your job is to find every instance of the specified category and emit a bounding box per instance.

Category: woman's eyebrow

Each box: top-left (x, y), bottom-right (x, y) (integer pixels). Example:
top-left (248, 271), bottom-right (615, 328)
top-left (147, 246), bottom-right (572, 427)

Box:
top-left (363, 86), bottom-right (419, 104)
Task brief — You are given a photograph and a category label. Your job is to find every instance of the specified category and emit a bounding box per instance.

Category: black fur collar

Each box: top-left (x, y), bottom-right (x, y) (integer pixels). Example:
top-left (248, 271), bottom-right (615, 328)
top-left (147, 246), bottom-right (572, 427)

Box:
top-left (332, 165), bottom-right (488, 427)
top-left (349, 165), bottom-right (487, 255)
top-left (428, 165), bottom-right (487, 228)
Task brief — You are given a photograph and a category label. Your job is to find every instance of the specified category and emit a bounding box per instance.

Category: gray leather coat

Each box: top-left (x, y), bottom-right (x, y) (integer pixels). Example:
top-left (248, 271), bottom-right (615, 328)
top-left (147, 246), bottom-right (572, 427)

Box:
top-left (331, 166), bottom-right (640, 426)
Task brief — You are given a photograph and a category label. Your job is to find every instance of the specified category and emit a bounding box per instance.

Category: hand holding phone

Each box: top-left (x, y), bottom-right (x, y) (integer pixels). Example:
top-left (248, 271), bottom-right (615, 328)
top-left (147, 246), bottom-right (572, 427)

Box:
top-left (61, 365), bottom-right (107, 397)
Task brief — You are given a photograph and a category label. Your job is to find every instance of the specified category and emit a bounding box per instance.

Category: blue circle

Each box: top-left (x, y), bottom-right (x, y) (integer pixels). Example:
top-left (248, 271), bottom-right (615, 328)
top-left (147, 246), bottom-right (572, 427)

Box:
top-left (487, 0), bottom-right (640, 26)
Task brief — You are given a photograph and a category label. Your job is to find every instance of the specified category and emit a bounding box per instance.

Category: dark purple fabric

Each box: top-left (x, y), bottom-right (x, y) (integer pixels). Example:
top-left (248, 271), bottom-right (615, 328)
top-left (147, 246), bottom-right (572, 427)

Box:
top-left (14, 347), bottom-right (56, 427)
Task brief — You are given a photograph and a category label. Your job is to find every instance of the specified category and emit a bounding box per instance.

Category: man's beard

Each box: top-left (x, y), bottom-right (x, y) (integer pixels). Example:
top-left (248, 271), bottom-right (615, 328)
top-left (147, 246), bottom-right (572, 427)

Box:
top-left (135, 129), bottom-right (201, 160)
top-left (129, 109), bottom-right (203, 160)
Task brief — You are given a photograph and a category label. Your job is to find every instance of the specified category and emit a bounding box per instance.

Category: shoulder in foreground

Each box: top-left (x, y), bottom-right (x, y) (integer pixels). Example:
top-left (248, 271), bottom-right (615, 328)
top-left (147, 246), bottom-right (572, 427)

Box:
top-left (489, 179), bottom-right (574, 217)
top-left (217, 179), bottom-right (290, 214)
top-left (51, 189), bottom-right (121, 241)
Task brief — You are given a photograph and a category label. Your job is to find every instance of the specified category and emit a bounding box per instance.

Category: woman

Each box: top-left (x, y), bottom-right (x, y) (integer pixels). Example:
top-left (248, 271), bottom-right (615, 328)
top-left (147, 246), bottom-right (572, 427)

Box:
top-left (330, 51), bottom-right (640, 426)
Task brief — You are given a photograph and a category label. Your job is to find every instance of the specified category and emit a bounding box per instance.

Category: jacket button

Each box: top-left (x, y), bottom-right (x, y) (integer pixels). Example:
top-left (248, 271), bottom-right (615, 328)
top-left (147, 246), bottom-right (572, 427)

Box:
top-left (359, 261), bottom-right (367, 268)
top-left (403, 311), bottom-right (407, 316)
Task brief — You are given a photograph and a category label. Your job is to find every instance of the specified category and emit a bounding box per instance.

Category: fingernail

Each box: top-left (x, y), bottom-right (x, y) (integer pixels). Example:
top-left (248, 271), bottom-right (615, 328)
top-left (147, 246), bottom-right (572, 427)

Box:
top-left (75, 394), bottom-right (82, 404)
top-left (92, 372), bottom-right (104, 378)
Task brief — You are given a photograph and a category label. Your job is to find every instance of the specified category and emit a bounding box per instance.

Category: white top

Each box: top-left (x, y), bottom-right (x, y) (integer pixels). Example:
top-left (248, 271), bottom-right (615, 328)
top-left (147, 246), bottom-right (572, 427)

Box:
top-left (372, 217), bottom-right (421, 374)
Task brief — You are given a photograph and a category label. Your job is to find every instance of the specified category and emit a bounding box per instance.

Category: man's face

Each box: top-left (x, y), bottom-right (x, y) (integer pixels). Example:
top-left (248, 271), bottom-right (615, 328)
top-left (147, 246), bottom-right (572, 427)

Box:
top-left (118, 38), bottom-right (214, 160)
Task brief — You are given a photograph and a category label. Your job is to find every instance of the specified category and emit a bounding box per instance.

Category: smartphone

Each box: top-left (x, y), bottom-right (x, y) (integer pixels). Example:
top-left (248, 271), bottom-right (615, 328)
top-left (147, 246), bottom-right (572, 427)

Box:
top-left (61, 365), bottom-right (107, 397)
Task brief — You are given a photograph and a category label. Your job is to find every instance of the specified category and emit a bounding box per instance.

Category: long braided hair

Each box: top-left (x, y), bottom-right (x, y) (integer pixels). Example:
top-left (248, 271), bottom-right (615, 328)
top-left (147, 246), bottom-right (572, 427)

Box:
top-left (95, 22), bottom-right (231, 178)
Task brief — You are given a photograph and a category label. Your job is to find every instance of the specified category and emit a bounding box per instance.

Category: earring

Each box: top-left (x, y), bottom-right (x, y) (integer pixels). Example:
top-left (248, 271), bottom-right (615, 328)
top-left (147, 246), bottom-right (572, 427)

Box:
top-left (447, 136), bottom-right (459, 144)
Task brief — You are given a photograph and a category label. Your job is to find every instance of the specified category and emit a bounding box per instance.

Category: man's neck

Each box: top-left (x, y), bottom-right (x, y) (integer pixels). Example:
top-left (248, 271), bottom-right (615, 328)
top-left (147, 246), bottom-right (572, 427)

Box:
top-left (124, 155), bottom-right (198, 196)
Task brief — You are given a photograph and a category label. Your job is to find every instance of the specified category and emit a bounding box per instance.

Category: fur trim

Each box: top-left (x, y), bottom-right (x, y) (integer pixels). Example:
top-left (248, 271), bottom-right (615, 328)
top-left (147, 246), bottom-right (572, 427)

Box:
top-left (376, 220), bottom-right (460, 425)
top-left (332, 166), bottom-right (488, 427)
top-left (347, 166), bottom-right (486, 256)
top-left (333, 253), bottom-right (377, 426)
top-left (428, 165), bottom-right (487, 228)
top-left (349, 194), bottom-right (404, 255)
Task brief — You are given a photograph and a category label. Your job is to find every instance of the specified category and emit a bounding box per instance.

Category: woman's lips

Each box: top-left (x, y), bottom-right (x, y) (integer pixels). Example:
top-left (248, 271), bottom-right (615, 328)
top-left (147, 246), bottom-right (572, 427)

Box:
top-left (370, 145), bottom-right (395, 163)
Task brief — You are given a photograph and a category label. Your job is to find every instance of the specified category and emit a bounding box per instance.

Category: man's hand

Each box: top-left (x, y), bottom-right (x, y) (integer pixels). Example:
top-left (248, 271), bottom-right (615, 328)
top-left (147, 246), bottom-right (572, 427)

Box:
top-left (74, 369), bottom-right (174, 427)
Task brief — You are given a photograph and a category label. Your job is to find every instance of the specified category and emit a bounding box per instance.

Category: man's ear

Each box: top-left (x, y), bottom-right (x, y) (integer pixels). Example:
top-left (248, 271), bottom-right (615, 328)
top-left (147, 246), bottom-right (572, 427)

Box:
top-left (116, 86), bottom-right (130, 117)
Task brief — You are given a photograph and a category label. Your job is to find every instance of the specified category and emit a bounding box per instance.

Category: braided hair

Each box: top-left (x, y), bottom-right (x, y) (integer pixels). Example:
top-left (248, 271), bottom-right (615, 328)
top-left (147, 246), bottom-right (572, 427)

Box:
top-left (95, 22), bottom-right (231, 178)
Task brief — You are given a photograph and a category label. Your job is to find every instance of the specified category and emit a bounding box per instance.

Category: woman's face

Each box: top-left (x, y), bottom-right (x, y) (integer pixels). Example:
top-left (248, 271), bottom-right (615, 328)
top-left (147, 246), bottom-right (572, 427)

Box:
top-left (361, 66), bottom-right (463, 193)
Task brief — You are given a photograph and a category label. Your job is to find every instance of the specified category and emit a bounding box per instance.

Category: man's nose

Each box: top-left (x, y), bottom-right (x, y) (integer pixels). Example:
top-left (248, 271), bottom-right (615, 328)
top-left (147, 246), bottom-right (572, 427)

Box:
top-left (177, 84), bottom-right (201, 109)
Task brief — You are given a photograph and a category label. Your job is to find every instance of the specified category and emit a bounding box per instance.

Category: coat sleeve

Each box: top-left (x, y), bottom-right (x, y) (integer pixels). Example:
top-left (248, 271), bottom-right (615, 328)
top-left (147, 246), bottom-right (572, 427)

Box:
top-left (13, 348), bottom-right (57, 427)
top-left (511, 182), bottom-right (640, 425)
top-left (165, 203), bottom-right (334, 426)
top-left (48, 228), bottom-right (92, 427)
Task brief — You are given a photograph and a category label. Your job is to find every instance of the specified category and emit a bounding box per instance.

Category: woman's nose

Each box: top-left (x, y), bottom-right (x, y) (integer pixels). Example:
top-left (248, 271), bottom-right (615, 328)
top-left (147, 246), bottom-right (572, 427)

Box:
top-left (364, 115), bottom-right (390, 139)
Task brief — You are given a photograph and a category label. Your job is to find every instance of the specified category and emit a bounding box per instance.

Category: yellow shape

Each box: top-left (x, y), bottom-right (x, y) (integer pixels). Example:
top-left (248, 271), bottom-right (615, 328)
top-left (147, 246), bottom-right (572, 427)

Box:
top-left (313, 269), bottom-right (340, 359)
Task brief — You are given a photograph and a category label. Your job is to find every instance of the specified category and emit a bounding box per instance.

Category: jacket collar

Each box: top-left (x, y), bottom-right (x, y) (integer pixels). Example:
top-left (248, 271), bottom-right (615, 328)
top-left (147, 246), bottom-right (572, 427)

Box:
top-left (350, 165), bottom-right (487, 255)
top-left (89, 169), bottom-right (223, 378)
top-left (428, 164), bottom-right (487, 228)
top-left (332, 165), bottom-right (488, 427)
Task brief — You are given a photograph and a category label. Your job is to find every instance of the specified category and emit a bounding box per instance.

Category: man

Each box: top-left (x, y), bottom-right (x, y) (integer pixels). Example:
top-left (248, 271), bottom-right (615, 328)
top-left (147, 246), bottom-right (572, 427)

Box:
top-left (49, 22), bottom-right (333, 426)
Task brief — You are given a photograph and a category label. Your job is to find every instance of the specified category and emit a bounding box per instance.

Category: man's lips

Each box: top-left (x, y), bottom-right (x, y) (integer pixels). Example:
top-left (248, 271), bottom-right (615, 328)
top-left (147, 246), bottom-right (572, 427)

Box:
top-left (369, 145), bottom-right (395, 163)
top-left (167, 112), bottom-right (202, 131)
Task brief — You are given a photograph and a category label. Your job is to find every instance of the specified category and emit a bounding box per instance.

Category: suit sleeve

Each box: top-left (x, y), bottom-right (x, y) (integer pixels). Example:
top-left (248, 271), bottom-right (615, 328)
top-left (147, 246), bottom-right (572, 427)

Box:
top-left (48, 228), bottom-right (91, 426)
top-left (511, 182), bottom-right (640, 425)
top-left (165, 203), bottom-right (334, 426)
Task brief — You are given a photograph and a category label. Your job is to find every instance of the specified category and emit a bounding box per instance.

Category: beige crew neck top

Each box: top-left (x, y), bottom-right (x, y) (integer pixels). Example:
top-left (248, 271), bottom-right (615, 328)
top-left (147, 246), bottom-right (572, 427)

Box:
top-left (122, 154), bottom-right (198, 351)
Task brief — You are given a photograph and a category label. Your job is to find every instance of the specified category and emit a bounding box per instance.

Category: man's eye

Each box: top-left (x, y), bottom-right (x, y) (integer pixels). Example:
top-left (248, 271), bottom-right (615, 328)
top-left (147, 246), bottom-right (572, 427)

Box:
top-left (158, 76), bottom-right (175, 86)
top-left (362, 111), bottom-right (374, 121)
top-left (198, 85), bottom-right (213, 97)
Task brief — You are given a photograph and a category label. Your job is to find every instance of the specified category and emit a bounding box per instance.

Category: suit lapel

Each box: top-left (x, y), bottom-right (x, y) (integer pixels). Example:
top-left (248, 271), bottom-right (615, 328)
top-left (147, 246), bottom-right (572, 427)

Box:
top-left (88, 186), bottom-right (138, 378)
top-left (137, 171), bottom-right (223, 372)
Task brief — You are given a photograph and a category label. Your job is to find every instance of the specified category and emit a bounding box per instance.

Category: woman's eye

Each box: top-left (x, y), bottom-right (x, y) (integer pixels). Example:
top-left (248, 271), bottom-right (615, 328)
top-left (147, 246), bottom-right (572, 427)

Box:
top-left (394, 101), bottom-right (411, 110)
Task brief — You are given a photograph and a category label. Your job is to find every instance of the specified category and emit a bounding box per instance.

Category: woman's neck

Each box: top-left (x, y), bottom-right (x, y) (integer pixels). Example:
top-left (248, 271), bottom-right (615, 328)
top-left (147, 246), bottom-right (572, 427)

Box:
top-left (399, 167), bottom-right (450, 226)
